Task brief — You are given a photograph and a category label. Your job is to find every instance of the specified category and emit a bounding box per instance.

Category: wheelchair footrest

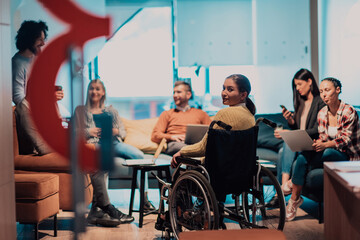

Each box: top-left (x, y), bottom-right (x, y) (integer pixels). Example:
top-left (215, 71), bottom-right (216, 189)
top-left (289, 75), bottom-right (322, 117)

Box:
top-left (155, 212), bottom-right (172, 232)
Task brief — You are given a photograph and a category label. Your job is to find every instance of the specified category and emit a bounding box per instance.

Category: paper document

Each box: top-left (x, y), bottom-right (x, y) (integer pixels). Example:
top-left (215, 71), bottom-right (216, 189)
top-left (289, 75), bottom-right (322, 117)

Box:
top-left (279, 130), bottom-right (313, 152)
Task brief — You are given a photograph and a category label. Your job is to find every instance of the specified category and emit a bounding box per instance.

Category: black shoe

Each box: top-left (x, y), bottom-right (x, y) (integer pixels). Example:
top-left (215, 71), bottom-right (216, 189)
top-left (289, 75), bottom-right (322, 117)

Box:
top-left (87, 204), bottom-right (121, 227)
top-left (144, 199), bottom-right (156, 212)
top-left (103, 204), bottom-right (135, 224)
top-left (267, 195), bottom-right (279, 208)
top-left (87, 204), bottom-right (104, 225)
top-left (155, 213), bottom-right (165, 231)
top-left (155, 212), bottom-right (171, 231)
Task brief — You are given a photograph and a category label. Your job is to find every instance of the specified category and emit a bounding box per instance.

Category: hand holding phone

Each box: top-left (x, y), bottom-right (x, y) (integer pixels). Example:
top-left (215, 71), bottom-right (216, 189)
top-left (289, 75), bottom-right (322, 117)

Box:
top-left (280, 105), bottom-right (295, 124)
top-left (280, 105), bottom-right (287, 111)
top-left (55, 85), bottom-right (63, 91)
top-left (54, 85), bottom-right (64, 101)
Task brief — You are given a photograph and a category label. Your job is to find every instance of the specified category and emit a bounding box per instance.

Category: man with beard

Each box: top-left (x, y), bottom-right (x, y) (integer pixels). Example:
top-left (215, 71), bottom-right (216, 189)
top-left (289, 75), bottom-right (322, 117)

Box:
top-left (151, 81), bottom-right (211, 155)
top-left (12, 20), bottom-right (64, 105)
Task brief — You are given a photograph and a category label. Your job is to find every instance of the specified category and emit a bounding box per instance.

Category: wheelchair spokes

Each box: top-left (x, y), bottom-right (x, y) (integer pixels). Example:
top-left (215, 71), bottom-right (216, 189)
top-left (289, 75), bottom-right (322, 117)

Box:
top-left (169, 170), bottom-right (219, 239)
top-left (240, 166), bottom-right (286, 230)
top-left (154, 160), bottom-right (285, 239)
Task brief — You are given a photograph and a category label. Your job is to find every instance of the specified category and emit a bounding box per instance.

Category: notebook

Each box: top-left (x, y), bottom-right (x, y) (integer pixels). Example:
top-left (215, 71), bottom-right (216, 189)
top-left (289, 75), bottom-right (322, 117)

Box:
top-left (184, 124), bottom-right (209, 144)
top-left (125, 138), bottom-right (166, 166)
top-left (279, 130), bottom-right (314, 152)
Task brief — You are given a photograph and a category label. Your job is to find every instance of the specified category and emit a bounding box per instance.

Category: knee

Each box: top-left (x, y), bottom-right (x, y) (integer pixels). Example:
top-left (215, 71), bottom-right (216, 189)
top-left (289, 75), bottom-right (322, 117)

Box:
top-left (322, 148), bottom-right (342, 162)
top-left (133, 151), bottom-right (144, 159)
top-left (294, 154), bottom-right (307, 169)
top-left (292, 155), bottom-right (307, 186)
top-left (126, 148), bottom-right (144, 159)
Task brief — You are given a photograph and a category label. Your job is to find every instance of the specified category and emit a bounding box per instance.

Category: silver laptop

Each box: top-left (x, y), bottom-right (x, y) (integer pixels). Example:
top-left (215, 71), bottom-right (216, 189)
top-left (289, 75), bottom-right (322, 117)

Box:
top-left (185, 124), bottom-right (209, 144)
top-left (279, 130), bottom-right (313, 152)
top-left (125, 138), bottom-right (166, 166)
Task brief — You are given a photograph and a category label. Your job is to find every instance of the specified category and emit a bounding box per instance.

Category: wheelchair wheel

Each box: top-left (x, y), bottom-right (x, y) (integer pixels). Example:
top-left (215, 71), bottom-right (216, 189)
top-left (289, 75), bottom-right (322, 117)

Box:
top-left (242, 165), bottom-right (285, 230)
top-left (169, 170), bottom-right (219, 239)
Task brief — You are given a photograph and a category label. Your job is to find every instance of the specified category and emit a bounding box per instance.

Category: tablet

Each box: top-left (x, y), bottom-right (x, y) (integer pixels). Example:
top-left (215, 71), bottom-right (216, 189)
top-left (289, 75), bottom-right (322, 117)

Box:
top-left (185, 124), bottom-right (209, 144)
top-left (279, 130), bottom-right (313, 152)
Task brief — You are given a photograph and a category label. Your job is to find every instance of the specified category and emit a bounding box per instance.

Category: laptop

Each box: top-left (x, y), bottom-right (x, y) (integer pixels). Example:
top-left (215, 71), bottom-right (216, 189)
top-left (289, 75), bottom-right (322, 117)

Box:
top-left (125, 138), bottom-right (166, 166)
top-left (184, 124), bottom-right (209, 144)
top-left (279, 130), bottom-right (314, 152)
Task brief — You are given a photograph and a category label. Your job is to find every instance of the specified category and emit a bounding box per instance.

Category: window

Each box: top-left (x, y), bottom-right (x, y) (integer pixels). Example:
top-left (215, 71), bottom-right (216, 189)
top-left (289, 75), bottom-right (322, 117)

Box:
top-left (98, 7), bottom-right (173, 119)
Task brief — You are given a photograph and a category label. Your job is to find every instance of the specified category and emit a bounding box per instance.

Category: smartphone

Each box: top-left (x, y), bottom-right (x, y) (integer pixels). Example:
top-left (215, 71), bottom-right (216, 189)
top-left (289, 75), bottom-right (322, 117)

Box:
top-left (55, 85), bottom-right (63, 91)
top-left (280, 105), bottom-right (287, 111)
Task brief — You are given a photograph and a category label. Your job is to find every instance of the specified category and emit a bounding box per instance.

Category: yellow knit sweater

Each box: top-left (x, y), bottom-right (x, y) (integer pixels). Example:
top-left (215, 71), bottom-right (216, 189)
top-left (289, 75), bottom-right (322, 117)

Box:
top-left (180, 106), bottom-right (255, 160)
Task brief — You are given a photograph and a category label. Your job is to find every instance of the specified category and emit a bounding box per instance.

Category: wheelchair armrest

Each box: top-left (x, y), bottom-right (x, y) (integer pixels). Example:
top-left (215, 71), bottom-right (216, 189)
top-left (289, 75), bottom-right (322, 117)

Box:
top-left (176, 156), bottom-right (202, 166)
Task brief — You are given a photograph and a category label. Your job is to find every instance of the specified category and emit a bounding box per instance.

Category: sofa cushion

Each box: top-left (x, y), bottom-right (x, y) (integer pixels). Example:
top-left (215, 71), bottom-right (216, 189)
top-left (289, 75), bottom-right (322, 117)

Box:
top-left (256, 147), bottom-right (279, 163)
top-left (14, 152), bottom-right (69, 172)
top-left (14, 173), bottom-right (59, 200)
top-left (122, 117), bottom-right (161, 153)
top-left (255, 113), bottom-right (288, 152)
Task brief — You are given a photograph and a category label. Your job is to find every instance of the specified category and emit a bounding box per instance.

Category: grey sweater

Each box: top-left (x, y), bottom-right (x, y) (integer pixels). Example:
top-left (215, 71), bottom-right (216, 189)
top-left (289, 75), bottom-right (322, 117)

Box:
top-left (12, 52), bottom-right (33, 105)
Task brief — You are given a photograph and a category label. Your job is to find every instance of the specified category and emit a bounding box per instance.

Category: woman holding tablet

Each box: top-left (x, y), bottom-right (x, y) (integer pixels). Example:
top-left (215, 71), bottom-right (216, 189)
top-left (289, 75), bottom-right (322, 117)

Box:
top-left (286, 77), bottom-right (360, 221)
top-left (272, 69), bottom-right (325, 206)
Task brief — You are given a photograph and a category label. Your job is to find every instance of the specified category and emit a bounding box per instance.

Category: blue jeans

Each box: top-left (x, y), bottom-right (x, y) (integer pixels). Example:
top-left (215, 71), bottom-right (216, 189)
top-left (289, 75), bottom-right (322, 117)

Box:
top-left (114, 141), bottom-right (144, 159)
top-left (292, 148), bottom-right (348, 186)
top-left (277, 143), bottom-right (298, 183)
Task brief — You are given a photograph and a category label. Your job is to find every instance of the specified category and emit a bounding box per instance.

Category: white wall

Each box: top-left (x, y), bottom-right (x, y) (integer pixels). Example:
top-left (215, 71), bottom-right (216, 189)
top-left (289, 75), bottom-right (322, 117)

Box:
top-left (176, 0), bottom-right (311, 113)
top-left (254, 0), bottom-right (311, 113)
top-left (320, 0), bottom-right (360, 106)
top-left (0, 0), bottom-right (17, 238)
top-left (177, 0), bottom-right (253, 66)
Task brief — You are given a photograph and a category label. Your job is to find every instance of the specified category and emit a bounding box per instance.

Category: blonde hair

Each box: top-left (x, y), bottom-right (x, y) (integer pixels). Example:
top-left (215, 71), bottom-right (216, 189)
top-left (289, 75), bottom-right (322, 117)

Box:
top-left (85, 79), bottom-right (106, 109)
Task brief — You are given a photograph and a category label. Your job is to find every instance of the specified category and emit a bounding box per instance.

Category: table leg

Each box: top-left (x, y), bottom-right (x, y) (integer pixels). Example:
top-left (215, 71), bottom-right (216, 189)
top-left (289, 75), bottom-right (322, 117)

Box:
top-left (139, 169), bottom-right (146, 228)
top-left (54, 214), bottom-right (57, 237)
top-left (129, 168), bottom-right (138, 216)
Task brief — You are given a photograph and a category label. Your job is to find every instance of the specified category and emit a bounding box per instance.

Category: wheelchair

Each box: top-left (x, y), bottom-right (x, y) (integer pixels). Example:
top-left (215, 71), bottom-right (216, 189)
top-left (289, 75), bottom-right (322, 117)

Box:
top-left (154, 118), bottom-right (286, 239)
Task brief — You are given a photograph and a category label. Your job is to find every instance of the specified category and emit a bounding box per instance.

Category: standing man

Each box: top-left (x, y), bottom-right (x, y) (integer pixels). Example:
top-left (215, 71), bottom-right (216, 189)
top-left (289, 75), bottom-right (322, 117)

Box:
top-left (151, 81), bottom-right (211, 155)
top-left (12, 20), bottom-right (65, 105)
top-left (12, 20), bottom-right (134, 227)
top-left (12, 20), bottom-right (60, 155)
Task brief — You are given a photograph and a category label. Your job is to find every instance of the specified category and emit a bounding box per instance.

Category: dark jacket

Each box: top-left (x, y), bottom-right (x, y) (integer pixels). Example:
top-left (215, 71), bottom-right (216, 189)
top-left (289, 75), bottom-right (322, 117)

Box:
top-left (289, 95), bottom-right (325, 139)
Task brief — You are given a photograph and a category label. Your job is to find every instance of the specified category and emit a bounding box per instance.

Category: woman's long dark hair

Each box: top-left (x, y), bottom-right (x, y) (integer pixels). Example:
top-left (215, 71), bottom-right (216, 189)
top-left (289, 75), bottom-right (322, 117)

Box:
top-left (292, 68), bottom-right (320, 113)
top-left (226, 74), bottom-right (256, 115)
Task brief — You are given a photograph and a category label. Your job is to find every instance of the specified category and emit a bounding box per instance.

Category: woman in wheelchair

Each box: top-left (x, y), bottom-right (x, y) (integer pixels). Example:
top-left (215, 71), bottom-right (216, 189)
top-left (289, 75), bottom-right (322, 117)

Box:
top-left (163, 74), bottom-right (285, 237)
top-left (171, 73), bottom-right (256, 171)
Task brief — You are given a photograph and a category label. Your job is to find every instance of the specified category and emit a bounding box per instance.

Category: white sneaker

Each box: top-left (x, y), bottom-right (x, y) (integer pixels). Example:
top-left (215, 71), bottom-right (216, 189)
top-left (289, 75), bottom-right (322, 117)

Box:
top-left (286, 197), bottom-right (303, 221)
top-left (282, 180), bottom-right (293, 196)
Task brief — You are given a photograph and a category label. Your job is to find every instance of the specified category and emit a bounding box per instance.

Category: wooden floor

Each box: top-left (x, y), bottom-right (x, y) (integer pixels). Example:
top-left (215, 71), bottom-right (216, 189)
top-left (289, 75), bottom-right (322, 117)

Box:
top-left (17, 189), bottom-right (324, 240)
